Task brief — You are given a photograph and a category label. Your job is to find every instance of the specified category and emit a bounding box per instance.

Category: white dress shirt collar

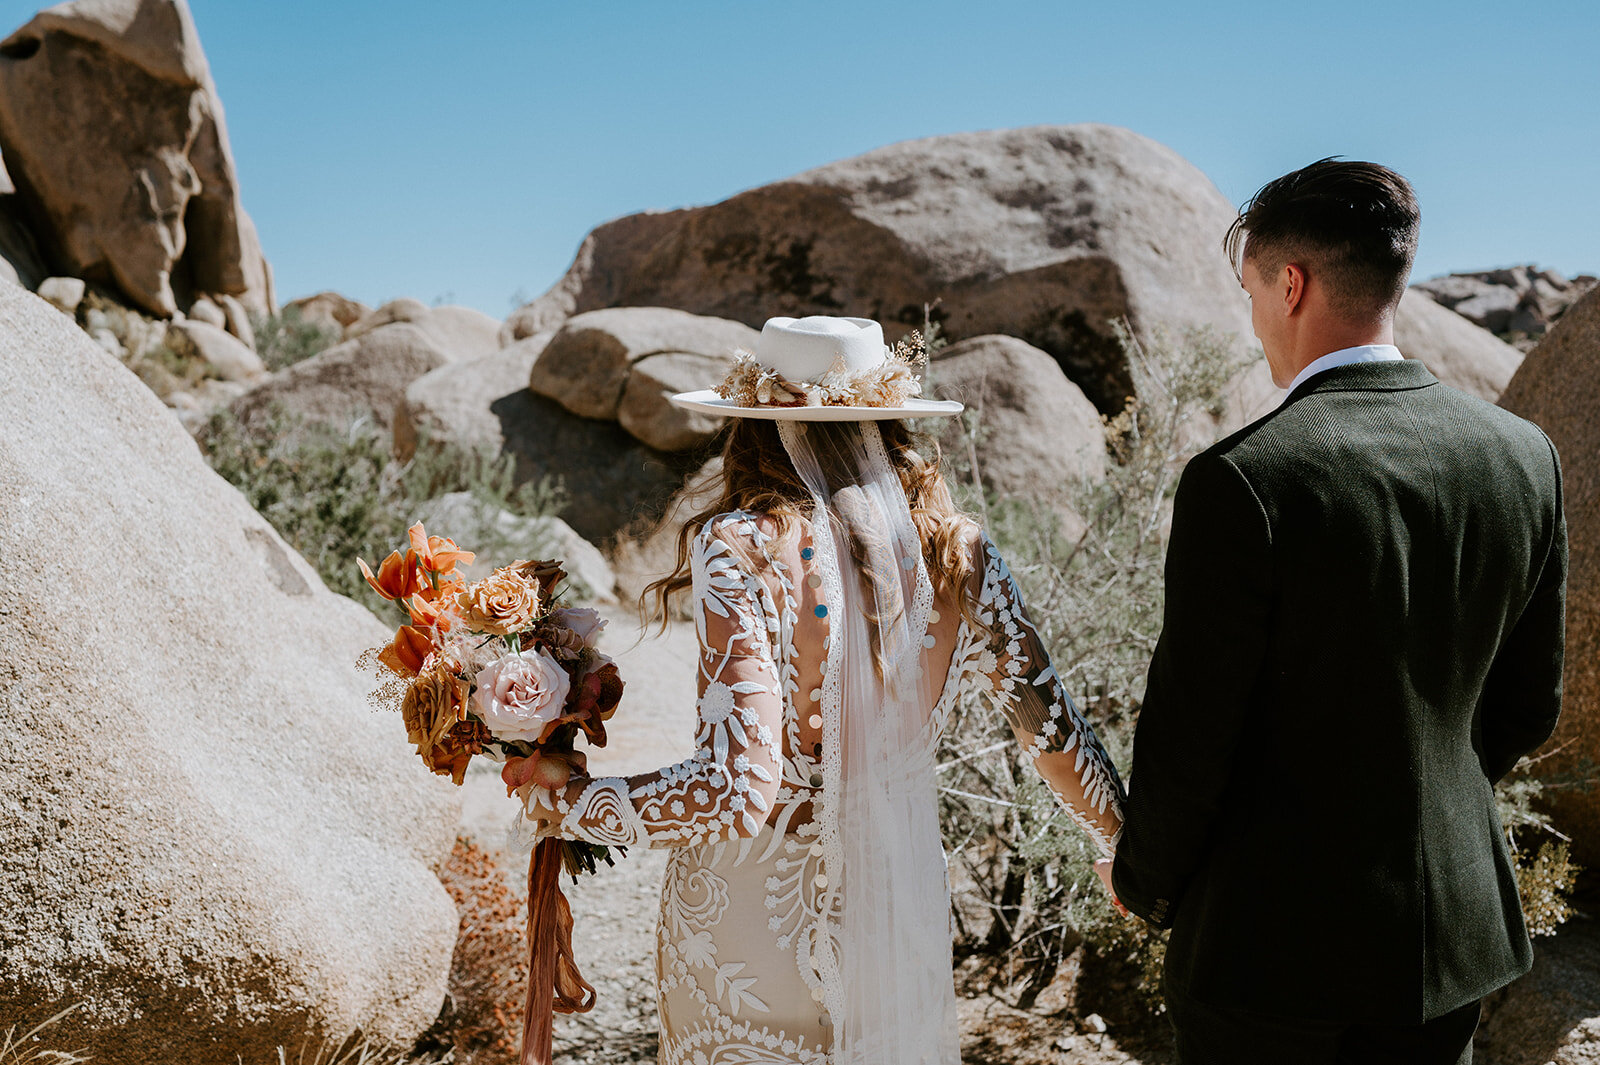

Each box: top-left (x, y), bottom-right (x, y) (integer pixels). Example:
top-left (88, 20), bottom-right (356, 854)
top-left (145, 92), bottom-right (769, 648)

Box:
top-left (1284, 344), bottom-right (1404, 399)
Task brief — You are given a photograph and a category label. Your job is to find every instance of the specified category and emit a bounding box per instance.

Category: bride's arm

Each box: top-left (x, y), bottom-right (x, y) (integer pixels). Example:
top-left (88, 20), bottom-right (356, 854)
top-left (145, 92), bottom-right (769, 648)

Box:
top-left (969, 532), bottom-right (1126, 858)
top-left (522, 515), bottom-right (785, 847)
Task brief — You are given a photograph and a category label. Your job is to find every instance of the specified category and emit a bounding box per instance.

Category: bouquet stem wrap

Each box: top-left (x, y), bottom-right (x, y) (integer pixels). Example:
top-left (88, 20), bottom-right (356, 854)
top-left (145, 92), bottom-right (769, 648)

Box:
top-left (521, 837), bottom-right (596, 1065)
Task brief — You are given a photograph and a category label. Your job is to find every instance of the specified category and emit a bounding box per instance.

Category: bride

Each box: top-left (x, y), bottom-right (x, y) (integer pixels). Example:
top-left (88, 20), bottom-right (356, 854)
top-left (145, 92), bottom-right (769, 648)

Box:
top-left (513, 315), bottom-right (1126, 1064)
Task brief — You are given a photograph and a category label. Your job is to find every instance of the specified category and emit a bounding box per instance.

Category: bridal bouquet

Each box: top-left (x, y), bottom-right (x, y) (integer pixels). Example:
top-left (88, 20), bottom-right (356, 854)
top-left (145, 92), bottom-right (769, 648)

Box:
top-left (358, 522), bottom-right (621, 1065)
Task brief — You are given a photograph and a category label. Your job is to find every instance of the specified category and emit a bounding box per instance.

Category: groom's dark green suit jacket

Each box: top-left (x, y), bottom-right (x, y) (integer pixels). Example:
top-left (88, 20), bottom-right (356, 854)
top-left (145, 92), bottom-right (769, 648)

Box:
top-left (1112, 359), bottom-right (1567, 1025)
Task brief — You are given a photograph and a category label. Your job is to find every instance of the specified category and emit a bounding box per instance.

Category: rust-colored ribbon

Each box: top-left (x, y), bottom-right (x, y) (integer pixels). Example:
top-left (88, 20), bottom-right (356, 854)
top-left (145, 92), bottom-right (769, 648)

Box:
top-left (521, 837), bottom-right (597, 1065)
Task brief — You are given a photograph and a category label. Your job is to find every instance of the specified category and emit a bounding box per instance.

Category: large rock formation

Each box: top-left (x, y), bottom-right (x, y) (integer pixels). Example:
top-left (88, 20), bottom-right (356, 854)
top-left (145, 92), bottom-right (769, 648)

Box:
top-left (396, 334), bottom-right (553, 463)
top-left (0, 0), bottom-right (273, 320)
top-left (346, 297), bottom-right (502, 360)
top-left (228, 322), bottom-right (457, 435)
top-left (926, 334), bottom-right (1106, 500)
top-left (285, 290), bottom-right (371, 332)
top-left (504, 124), bottom-right (1253, 414)
top-left (1498, 286), bottom-right (1600, 863)
top-left (395, 334), bottom-right (706, 545)
top-left (529, 307), bottom-right (758, 452)
top-left (1393, 287), bottom-right (1524, 402)
top-left (0, 280), bottom-right (457, 1060)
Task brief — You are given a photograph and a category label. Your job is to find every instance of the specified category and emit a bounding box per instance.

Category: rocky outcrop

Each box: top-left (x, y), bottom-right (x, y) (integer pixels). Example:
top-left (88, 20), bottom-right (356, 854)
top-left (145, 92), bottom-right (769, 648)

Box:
top-left (395, 334), bottom-right (552, 463)
top-left (166, 317), bottom-right (264, 382)
top-left (528, 307), bottom-right (757, 452)
top-left (507, 389), bottom-right (706, 545)
top-left (0, 0), bottom-right (274, 321)
top-left (347, 298), bottom-right (502, 360)
top-left (228, 322), bottom-right (454, 435)
top-left (927, 335), bottom-right (1106, 500)
top-left (1393, 288), bottom-right (1524, 402)
top-left (395, 332), bottom-right (704, 544)
top-left (286, 290), bottom-right (370, 332)
top-left (1498, 286), bottom-right (1600, 864)
top-left (0, 280), bottom-right (457, 1061)
top-left (36, 274), bottom-right (84, 314)
top-left (504, 124), bottom-right (1253, 415)
top-left (0, 186), bottom-right (46, 289)
top-left (1415, 266), bottom-right (1597, 350)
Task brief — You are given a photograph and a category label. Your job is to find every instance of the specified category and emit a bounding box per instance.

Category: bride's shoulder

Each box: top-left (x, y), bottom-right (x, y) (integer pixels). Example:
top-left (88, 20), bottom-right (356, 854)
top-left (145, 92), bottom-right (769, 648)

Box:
top-left (695, 509), bottom-right (780, 562)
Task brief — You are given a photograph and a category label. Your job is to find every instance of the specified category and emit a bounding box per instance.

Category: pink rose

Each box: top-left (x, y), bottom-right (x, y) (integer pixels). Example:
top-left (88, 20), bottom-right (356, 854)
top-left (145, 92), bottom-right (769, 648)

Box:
top-left (553, 606), bottom-right (607, 647)
top-left (471, 649), bottom-right (572, 744)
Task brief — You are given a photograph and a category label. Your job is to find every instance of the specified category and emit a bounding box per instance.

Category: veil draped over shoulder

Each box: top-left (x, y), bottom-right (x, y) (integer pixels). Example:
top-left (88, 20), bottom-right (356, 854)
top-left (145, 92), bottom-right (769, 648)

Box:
top-left (776, 419), bottom-right (962, 1065)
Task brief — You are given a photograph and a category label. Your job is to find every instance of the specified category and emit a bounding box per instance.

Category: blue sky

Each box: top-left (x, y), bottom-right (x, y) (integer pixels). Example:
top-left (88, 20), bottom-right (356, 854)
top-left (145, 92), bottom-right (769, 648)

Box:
top-left (6, 1), bottom-right (1595, 316)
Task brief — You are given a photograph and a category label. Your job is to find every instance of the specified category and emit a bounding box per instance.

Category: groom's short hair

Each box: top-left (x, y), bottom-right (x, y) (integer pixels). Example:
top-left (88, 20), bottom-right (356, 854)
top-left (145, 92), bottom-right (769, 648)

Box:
top-left (1225, 158), bottom-right (1420, 319)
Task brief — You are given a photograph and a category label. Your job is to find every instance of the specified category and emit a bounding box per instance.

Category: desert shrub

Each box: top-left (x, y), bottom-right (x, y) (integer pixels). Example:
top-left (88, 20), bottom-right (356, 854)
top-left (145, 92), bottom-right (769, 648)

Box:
top-left (253, 307), bottom-right (342, 371)
top-left (939, 323), bottom-right (1241, 1016)
top-left (199, 406), bottom-right (565, 615)
top-left (937, 322), bottom-right (1580, 1023)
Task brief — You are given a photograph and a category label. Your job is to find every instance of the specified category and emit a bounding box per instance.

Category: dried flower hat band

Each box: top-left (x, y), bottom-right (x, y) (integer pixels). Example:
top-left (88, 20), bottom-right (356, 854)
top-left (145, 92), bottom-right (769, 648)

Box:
top-left (668, 315), bottom-right (963, 422)
top-left (715, 330), bottom-right (929, 409)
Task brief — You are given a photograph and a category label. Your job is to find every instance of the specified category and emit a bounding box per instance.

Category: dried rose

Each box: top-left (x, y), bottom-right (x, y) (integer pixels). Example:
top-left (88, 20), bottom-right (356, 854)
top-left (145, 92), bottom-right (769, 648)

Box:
top-left (471, 649), bottom-right (572, 743)
top-left (515, 558), bottom-right (567, 601)
top-left (552, 606), bottom-right (607, 648)
top-left (455, 568), bottom-right (540, 635)
top-left (403, 659), bottom-right (473, 784)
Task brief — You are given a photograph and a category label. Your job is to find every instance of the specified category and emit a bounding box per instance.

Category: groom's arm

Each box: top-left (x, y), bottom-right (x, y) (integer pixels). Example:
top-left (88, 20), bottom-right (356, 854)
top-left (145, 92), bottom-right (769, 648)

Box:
top-left (1479, 441), bottom-right (1566, 783)
top-left (1112, 451), bottom-right (1272, 928)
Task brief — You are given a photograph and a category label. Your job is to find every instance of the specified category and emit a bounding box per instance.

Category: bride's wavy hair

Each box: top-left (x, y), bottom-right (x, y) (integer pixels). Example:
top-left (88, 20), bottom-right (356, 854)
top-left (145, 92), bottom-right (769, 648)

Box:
top-left (643, 418), bottom-right (981, 628)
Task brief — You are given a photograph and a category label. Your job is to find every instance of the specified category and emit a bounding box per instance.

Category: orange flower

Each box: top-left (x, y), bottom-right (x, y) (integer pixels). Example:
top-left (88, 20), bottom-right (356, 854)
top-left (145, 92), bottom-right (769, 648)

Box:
top-left (378, 624), bottom-right (435, 677)
top-left (408, 522), bottom-right (474, 580)
top-left (405, 591), bottom-right (461, 632)
top-left (358, 549), bottom-right (426, 602)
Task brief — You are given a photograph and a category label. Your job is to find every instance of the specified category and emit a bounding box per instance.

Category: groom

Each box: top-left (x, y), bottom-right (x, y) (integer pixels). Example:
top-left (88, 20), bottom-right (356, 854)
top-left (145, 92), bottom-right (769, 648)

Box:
top-left (1109, 159), bottom-right (1567, 1064)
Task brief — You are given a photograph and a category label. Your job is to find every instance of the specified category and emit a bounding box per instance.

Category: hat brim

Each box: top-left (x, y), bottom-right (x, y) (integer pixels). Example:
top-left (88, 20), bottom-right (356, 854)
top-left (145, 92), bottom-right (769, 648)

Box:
top-left (669, 390), bottom-right (964, 421)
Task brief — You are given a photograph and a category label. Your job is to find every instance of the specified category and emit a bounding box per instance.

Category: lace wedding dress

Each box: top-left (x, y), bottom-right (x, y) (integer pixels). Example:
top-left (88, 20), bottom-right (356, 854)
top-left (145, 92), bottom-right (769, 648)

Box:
top-left (527, 425), bottom-right (1124, 1065)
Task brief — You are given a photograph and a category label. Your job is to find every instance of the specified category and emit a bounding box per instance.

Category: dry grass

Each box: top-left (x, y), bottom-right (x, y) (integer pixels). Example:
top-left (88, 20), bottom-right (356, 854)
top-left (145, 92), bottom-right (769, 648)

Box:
top-left (0, 1005), bottom-right (89, 1065)
top-left (272, 1035), bottom-right (447, 1065)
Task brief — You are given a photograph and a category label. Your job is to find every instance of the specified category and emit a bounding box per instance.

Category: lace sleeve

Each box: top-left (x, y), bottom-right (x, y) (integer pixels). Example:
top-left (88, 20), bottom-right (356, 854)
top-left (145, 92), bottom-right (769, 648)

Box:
top-left (967, 533), bottom-right (1126, 858)
top-left (536, 513), bottom-right (785, 847)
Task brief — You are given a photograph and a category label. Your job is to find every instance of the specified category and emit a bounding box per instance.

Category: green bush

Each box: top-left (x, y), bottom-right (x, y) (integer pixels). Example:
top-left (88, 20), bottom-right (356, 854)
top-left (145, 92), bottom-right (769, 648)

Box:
top-left (937, 322), bottom-right (1579, 1022)
top-left (252, 307), bottom-right (342, 371)
top-left (200, 406), bottom-right (565, 615)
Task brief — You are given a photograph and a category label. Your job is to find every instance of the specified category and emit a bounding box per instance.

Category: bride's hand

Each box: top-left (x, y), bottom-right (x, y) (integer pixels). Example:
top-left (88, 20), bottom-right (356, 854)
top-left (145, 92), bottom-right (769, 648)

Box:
top-left (1094, 858), bottom-right (1130, 917)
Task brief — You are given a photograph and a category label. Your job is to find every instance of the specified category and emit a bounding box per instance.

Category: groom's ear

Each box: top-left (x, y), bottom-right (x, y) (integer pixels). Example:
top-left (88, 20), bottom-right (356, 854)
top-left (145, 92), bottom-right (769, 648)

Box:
top-left (1282, 262), bottom-right (1308, 316)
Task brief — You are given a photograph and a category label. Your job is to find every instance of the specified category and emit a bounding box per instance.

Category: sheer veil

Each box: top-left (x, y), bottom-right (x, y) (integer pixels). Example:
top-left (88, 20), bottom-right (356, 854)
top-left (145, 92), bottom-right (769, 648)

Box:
top-left (777, 419), bottom-right (961, 1065)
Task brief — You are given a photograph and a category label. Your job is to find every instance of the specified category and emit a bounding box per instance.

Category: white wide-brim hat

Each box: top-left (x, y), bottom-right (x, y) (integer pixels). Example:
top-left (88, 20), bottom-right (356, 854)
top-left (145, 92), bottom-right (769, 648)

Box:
top-left (669, 315), bottom-right (964, 421)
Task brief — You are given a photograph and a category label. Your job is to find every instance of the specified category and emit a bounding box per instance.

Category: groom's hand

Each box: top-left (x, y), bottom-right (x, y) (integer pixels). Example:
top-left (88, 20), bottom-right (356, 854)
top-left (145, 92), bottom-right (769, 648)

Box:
top-left (1095, 859), bottom-right (1129, 917)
